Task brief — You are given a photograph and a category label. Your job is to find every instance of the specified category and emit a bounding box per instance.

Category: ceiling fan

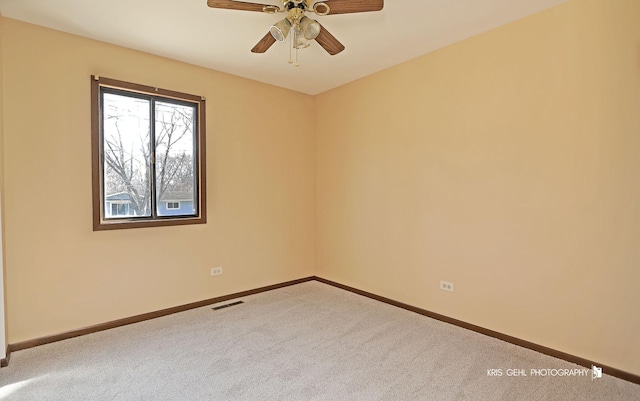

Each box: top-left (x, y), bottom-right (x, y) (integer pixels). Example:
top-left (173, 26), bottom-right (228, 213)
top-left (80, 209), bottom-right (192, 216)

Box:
top-left (207, 0), bottom-right (384, 65)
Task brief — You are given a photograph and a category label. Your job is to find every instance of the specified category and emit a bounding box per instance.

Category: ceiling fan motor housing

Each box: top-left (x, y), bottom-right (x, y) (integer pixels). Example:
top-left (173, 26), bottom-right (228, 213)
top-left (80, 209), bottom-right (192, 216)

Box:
top-left (285, 1), bottom-right (307, 12)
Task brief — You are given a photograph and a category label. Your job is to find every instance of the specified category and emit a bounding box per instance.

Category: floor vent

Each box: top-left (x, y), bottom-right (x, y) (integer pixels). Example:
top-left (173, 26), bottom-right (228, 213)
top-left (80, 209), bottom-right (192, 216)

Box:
top-left (212, 301), bottom-right (244, 311)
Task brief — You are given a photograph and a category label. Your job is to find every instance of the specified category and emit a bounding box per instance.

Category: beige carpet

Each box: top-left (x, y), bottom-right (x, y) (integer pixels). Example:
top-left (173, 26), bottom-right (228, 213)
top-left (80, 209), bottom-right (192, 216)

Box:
top-left (0, 281), bottom-right (638, 400)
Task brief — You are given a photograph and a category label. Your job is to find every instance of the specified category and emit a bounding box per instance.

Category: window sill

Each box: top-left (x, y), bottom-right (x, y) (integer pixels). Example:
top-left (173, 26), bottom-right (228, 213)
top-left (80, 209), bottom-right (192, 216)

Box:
top-left (93, 216), bottom-right (206, 231)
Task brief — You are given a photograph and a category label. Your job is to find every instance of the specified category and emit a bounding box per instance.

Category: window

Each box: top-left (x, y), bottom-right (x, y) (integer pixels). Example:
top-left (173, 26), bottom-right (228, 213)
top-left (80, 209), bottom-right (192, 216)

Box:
top-left (91, 76), bottom-right (206, 230)
top-left (110, 202), bottom-right (131, 217)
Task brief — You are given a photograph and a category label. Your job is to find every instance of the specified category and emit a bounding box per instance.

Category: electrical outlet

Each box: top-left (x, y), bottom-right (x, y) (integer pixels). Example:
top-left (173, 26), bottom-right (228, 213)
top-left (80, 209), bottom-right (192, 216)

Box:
top-left (440, 280), bottom-right (454, 292)
top-left (211, 267), bottom-right (223, 276)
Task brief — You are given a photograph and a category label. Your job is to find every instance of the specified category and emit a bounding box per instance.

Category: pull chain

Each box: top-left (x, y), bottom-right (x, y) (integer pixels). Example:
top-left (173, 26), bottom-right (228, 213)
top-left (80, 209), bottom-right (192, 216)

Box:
top-left (288, 29), bottom-right (293, 65)
top-left (294, 28), bottom-right (300, 67)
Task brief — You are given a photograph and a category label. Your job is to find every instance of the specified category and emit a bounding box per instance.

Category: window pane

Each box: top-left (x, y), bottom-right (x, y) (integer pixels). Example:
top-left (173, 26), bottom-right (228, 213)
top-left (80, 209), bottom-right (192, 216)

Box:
top-left (154, 101), bottom-right (197, 217)
top-left (102, 93), bottom-right (152, 218)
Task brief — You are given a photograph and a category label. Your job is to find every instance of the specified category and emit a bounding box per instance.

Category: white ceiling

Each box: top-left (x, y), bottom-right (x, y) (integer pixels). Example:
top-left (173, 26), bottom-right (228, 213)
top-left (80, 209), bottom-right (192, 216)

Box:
top-left (0, 0), bottom-right (566, 95)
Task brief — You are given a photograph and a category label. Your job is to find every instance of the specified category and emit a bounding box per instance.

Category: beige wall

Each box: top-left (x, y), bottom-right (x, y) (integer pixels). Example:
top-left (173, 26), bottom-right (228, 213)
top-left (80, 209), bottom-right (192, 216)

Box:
top-left (1, 18), bottom-right (315, 343)
top-left (316, 0), bottom-right (640, 376)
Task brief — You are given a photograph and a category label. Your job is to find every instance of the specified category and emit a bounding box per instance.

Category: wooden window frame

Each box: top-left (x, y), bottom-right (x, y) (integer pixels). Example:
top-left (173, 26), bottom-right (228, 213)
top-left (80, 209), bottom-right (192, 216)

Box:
top-left (91, 76), bottom-right (207, 231)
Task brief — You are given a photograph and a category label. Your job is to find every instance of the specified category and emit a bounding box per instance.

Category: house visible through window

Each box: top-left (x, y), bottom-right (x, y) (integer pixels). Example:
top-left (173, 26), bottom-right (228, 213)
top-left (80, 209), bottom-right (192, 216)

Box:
top-left (91, 76), bottom-right (207, 230)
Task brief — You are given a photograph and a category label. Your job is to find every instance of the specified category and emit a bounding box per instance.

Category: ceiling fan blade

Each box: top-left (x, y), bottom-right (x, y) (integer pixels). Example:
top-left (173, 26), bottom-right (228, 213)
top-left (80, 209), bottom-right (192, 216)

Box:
top-left (207, 0), bottom-right (276, 12)
top-left (320, 0), bottom-right (383, 15)
top-left (314, 25), bottom-right (345, 56)
top-left (251, 32), bottom-right (277, 53)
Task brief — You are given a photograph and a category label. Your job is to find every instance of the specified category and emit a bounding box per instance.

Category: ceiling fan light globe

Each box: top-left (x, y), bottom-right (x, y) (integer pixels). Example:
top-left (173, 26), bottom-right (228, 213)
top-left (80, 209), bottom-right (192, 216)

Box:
top-left (293, 26), bottom-right (311, 49)
top-left (294, 40), bottom-right (311, 50)
top-left (299, 16), bottom-right (321, 40)
top-left (270, 18), bottom-right (291, 42)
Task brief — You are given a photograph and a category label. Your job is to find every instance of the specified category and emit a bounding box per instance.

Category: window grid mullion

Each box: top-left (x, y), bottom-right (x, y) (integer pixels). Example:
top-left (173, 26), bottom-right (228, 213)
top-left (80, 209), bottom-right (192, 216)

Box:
top-left (150, 98), bottom-right (158, 219)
